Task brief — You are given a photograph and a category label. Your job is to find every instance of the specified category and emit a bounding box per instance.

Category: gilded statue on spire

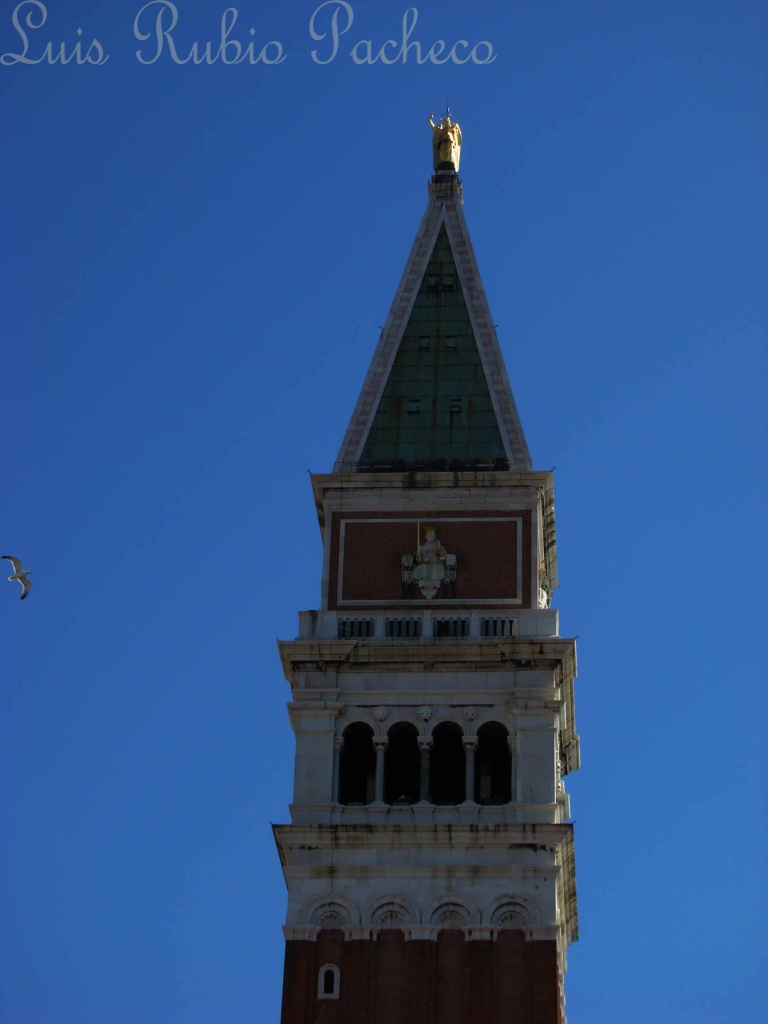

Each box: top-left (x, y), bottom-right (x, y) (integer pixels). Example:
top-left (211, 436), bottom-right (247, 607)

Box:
top-left (429, 112), bottom-right (462, 172)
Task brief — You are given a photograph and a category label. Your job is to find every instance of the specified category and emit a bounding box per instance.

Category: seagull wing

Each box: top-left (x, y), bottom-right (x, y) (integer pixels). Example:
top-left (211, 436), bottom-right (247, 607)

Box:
top-left (19, 576), bottom-right (31, 600)
top-left (2, 555), bottom-right (23, 574)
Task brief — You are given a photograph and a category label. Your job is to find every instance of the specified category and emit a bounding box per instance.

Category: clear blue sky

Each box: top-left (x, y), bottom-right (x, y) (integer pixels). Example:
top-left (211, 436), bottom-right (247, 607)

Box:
top-left (2, 1), bottom-right (765, 1021)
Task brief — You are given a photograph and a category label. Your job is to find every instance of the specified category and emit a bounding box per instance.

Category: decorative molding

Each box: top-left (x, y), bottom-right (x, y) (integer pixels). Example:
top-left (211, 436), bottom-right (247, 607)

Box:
top-left (486, 893), bottom-right (540, 928)
top-left (524, 925), bottom-right (560, 943)
top-left (280, 636), bottom-right (576, 688)
top-left (403, 925), bottom-right (439, 942)
top-left (283, 925), bottom-right (320, 941)
top-left (463, 925), bottom-right (499, 941)
top-left (427, 893), bottom-right (481, 927)
top-left (283, 919), bottom-right (557, 944)
top-left (343, 925), bottom-right (380, 941)
top-left (278, 822), bottom-right (572, 854)
top-left (305, 894), bottom-right (360, 929)
top-left (369, 894), bottom-right (420, 929)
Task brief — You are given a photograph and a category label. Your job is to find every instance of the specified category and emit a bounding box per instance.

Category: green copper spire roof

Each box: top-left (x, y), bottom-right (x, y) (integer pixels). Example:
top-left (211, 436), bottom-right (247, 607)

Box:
top-left (335, 171), bottom-right (531, 472)
top-left (359, 226), bottom-right (507, 470)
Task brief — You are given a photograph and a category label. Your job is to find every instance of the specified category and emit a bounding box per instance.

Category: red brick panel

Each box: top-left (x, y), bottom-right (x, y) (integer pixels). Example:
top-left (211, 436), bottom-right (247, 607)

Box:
top-left (327, 510), bottom-right (532, 609)
top-left (280, 931), bottom-right (560, 1024)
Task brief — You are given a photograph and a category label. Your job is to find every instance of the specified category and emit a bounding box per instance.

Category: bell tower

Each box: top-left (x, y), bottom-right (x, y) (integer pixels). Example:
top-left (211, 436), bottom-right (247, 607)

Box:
top-left (274, 116), bottom-right (580, 1024)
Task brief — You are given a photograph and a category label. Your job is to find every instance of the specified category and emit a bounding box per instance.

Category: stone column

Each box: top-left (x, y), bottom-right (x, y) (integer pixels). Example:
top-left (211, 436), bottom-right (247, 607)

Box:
top-left (508, 735), bottom-right (517, 803)
top-left (373, 737), bottom-right (388, 804)
top-left (463, 737), bottom-right (478, 804)
top-left (332, 737), bottom-right (343, 803)
top-left (417, 737), bottom-right (433, 803)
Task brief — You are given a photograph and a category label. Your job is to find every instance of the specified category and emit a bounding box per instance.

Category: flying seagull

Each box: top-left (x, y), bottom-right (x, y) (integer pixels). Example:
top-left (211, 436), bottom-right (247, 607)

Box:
top-left (3, 555), bottom-right (31, 600)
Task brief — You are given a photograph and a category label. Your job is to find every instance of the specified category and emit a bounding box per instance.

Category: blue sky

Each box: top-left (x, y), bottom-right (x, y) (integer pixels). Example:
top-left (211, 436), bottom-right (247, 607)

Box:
top-left (1, 1), bottom-right (765, 1021)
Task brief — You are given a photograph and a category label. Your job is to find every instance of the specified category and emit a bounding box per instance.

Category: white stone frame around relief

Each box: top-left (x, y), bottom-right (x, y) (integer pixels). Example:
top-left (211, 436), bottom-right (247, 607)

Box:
top-left (336, 516), bottom-right (524, 607)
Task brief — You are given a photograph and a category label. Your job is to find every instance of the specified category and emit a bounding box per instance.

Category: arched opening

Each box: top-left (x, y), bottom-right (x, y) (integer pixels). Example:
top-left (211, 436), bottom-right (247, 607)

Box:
top-left (384, 722), bottom-right (420, 804)
top-left (317, 963), bottom-right (340, 999)
top-left (430, 722), bottom-right (465, 804)
top-left (475, 722), bottom-right (512, 804)
top-left (338, 723), bottom-right (375, 805)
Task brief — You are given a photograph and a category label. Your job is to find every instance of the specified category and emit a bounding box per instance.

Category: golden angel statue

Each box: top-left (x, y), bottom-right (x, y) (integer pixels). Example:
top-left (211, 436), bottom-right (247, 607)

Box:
top-left (429, 113), bottom-right (462, 172)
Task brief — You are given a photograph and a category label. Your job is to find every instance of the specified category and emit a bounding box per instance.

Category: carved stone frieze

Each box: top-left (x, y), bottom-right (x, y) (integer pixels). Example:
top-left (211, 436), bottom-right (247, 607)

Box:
top-left (401, 526), bottom-right (457, 599)
top-left (293, 888), bottom-right (544, 942)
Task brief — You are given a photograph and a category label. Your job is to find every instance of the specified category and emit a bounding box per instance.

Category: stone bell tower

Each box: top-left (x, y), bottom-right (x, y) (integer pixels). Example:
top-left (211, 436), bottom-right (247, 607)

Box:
top-left (274, 115), bottom-right (580, 1024)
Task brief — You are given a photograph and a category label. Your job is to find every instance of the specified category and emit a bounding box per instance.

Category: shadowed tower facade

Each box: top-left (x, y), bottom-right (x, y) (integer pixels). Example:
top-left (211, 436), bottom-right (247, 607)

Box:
top-left (274, 115), bottom-right (580, 1024)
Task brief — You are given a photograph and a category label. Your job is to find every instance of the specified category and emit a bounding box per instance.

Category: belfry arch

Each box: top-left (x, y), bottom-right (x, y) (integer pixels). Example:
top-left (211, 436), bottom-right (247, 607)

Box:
top-left (430, 721), bottom-right (466, 805)
top-left (338, 722), bottom-right (375, 805)
top-left (475, 721), bottom-right (513, 804)
top-left (384, 722), bottom-right (420, 805)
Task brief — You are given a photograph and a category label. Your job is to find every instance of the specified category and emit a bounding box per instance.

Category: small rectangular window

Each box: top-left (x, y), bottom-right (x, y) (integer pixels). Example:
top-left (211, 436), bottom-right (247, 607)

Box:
top-left (445, 336), bottom-right (458, 350)
top-left (442, 274), bottom-right (455, 289)
top-left (427, 275), bottom-right (439, 289)
top-left (418, 335), bottom-right (431, 350)
top-left (407, 399), bottom-right (421, 414)
top-left (450, 398), bottom-right (463, 414)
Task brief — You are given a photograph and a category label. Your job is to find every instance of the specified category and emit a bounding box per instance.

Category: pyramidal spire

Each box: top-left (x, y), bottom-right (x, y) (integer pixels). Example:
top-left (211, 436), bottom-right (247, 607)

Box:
top-left (334, 114), bottom-right (532, 474)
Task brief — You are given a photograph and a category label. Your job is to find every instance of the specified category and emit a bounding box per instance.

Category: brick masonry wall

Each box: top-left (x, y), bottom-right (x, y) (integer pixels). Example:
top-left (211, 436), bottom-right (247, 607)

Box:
top-left (281, 930), bottom-right (561, 1024)
top-left (327, 510), bottom-right (532, 610)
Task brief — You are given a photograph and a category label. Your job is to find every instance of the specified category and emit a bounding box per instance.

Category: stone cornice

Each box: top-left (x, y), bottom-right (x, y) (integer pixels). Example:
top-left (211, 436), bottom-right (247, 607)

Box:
top-left (311, 469), bottom-right (555, 531)
top-left (282, 923), bottom-right (561, 945)
top-left (273, 822), bottom-right (578, 946)
top-left (274, 822), bottom-right (572, 855)
top-left (278, 637), bottom-right (576, 683)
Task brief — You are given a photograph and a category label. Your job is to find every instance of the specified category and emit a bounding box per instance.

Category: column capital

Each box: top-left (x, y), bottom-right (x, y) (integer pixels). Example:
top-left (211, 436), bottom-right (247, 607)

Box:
top-left (417, 736), bottom-right (433, 750)
top-left (372, 737), bottom-right (389, 751)
top-left (463, 737), bottom-right (478, 750)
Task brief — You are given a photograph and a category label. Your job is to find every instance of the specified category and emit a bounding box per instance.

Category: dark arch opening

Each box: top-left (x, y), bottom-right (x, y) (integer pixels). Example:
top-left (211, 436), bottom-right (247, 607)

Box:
top-left (338, 723), bottom-right (375, 805)
top-left (384, 722), bottom-right (420, 805)
top-left (323, 969), bottom-right (335, 995)
top-left (430, 721), bottom-right (465, 804)
top-left (475, 722), bottom-right (512, 804)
